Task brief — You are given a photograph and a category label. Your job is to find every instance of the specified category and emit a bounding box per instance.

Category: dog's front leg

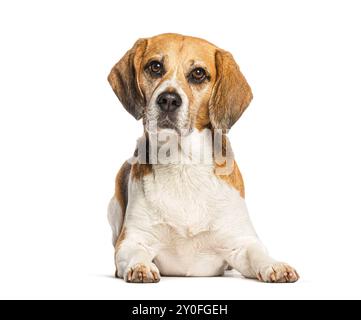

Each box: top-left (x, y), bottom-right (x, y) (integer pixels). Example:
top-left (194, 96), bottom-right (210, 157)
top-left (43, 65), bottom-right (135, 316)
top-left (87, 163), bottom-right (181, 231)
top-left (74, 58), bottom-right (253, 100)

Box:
top-left (226, 239), bottom-right (299, 283)
top-left (115, 228), bottom-right (160, 283)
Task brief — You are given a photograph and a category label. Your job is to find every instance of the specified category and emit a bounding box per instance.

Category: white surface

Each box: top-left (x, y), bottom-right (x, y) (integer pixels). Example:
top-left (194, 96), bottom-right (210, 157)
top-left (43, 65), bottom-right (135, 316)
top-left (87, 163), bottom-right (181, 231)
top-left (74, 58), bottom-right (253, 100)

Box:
top-left (0, 0), bottom-right (361, 300)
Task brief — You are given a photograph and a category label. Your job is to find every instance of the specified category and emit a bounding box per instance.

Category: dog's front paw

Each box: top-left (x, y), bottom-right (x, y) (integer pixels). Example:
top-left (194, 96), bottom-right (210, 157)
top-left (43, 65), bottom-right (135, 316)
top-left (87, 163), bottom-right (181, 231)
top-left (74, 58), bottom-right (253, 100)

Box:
top-left (257, 262), bottom-right (299, 283)
top-left (124, 263), bottom-right (160, 283)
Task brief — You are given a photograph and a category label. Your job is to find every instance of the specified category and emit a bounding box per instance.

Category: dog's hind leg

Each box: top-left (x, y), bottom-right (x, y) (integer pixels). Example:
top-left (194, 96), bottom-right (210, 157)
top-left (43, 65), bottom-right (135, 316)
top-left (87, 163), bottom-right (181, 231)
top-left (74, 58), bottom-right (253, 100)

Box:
top-left (107, 196), bottom-right (123, 247)
top-left (108, 161), bottom-right (131, 246)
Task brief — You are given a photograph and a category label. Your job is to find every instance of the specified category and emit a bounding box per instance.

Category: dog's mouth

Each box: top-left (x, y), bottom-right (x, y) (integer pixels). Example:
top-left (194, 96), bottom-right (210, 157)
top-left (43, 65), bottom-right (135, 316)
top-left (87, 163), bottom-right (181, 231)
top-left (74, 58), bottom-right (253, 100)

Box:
top-left (158, 116), bottom-right (177, 130)
top-left (145, 105), bottom-right (192, 136)
top-left (156, 116), bottom-right (193, 136)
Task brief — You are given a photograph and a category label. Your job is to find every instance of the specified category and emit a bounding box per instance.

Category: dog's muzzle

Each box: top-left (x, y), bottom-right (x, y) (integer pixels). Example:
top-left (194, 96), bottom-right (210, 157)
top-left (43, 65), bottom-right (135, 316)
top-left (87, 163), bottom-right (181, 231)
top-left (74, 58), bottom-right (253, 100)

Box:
top-left (155, 90), bottom-right (183, 129)
top-left (156, 91), bottom-right (182, 113)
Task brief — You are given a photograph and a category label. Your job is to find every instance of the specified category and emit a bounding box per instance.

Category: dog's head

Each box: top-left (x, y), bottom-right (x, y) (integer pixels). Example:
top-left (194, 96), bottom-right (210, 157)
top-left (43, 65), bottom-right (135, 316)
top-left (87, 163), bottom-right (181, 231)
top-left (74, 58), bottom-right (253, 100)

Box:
top-left (108, 33), bottom-right (252, 133)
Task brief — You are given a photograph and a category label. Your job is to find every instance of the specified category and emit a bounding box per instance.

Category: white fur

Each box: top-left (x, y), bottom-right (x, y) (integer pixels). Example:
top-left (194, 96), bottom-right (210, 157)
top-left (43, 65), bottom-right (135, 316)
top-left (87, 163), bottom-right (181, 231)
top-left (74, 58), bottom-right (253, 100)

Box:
top-left (108, 130), bottom-right (299, 282)
top-left (107, 196), bottom-right (122, 246)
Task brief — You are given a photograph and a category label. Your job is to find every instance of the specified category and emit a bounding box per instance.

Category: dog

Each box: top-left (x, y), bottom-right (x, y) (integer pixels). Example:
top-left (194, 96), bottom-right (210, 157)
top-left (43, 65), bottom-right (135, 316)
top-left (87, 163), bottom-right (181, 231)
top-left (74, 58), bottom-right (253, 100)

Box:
top-left (107, 33), bottom-right (299, 283)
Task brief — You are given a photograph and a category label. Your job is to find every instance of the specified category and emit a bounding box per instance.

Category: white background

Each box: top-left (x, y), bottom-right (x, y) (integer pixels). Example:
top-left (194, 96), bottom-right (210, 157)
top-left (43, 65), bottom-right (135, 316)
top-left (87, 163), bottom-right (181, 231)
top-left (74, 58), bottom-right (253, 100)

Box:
top-left (0, 0), bottom-right (360, 300)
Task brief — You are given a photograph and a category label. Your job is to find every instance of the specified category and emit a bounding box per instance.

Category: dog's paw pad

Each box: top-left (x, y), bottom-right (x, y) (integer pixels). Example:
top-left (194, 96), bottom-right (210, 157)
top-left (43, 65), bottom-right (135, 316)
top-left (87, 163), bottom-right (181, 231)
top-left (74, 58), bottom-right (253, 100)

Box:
top-left (125, 263), bottom-right (160, 283)
top-left (258, 262), bottom-right (299, 283)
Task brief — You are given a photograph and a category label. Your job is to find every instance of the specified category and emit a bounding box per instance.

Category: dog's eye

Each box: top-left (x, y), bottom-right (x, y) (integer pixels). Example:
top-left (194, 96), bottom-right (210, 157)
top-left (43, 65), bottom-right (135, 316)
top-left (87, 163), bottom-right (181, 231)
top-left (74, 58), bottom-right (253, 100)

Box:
top-left (189, 68), bottom-right (207, 84)
top-left (148, 61), bottom-right (164, 77)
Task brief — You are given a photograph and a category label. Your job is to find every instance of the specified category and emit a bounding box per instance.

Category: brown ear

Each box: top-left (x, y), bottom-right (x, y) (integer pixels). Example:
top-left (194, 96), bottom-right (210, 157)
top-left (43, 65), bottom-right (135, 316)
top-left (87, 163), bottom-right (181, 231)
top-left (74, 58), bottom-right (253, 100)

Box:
top-left (209, 50), bottom-right (253, 130)
top-left (108, 39), bottom-right (147, 120)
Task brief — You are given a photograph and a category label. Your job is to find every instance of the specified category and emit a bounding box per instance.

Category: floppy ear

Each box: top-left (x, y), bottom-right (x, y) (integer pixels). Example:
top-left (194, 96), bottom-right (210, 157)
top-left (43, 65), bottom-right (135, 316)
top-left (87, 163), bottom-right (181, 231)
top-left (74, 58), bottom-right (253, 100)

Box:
top-left (108, 39), bottom-right (147, 120)
top-left (209, 49), bottom-right (253, 130)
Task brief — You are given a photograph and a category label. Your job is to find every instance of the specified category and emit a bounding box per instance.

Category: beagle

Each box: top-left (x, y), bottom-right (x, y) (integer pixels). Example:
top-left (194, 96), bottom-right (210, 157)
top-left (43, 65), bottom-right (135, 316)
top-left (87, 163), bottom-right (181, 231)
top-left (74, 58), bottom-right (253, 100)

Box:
top-left (107, 33), bottom-right (299, 283)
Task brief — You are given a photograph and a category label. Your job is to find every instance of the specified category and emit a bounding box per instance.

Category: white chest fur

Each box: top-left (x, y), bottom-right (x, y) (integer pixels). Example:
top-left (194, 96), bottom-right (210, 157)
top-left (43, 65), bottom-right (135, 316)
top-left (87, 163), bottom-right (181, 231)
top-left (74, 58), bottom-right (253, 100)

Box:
top-left (139, 164), bottom-right (248, 276)
top-left (144, 164), bottom-right (219, 236)
top-left (115, 130), bottom-right (257, 277)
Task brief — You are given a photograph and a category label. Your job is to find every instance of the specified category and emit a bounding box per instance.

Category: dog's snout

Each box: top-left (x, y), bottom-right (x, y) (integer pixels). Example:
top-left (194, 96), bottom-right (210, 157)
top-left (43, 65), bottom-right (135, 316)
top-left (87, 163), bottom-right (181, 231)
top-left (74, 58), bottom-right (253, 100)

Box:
top-left (156, 91), bottom-right (182, 112)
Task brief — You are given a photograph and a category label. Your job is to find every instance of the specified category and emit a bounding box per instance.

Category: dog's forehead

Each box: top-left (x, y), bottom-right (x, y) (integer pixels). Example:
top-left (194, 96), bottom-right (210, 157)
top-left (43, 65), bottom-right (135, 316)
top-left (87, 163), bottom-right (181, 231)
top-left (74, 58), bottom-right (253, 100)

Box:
top-left (144, 34), bottom-right (217, 69)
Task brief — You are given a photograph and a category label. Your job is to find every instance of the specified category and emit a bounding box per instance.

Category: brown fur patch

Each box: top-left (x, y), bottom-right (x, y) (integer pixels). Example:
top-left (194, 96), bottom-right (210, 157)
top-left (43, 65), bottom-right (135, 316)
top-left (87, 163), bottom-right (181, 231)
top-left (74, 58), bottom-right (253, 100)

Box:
top-left (108, 39), bottom-right (148, 120)
top-left (131, 163), bottom-right (152, 181)
top-left (214, 134), bottom-right (245, 197)
top-left (115, 161), bottom-right (131, 214)
top-left (195, 100), bottom-right (211, 130)
top-left (209, 50), bottom-right (253, 130)
top-left (216, 160), bottom-right (245, 198)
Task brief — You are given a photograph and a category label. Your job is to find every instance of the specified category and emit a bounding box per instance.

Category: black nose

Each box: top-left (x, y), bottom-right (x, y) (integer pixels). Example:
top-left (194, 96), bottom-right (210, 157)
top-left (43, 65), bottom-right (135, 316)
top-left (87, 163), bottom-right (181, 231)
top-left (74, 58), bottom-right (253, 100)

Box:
top-left (156, 91), bottom-right (182, 112)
